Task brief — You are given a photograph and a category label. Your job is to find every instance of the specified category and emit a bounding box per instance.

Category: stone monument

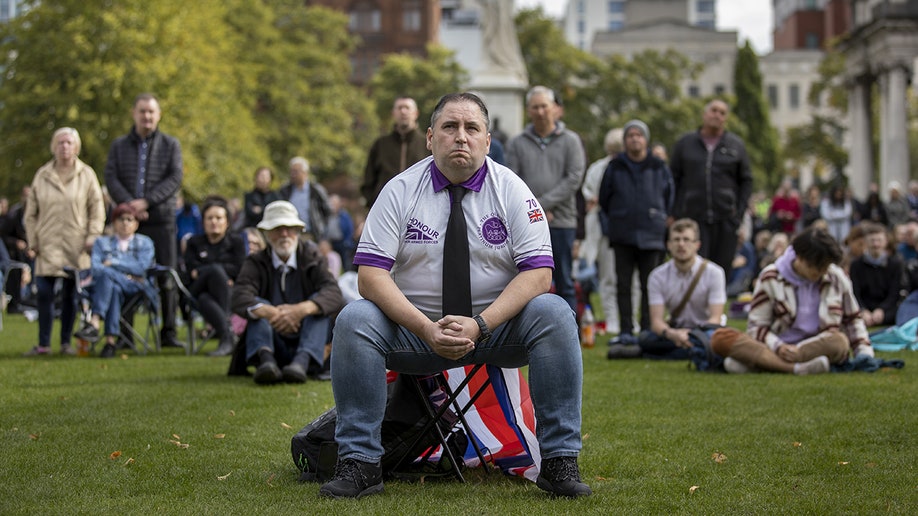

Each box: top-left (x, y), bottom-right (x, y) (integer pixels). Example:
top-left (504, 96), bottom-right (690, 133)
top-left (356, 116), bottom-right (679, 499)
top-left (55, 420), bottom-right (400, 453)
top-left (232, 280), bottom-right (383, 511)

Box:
top-left (470, 0), bottom-right (529, 138)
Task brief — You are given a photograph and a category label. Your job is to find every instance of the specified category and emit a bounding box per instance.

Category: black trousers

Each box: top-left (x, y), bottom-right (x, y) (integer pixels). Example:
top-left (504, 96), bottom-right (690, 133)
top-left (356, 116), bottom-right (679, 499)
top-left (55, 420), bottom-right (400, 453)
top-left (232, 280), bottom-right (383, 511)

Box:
top-left (612, 245), bottom-right (664, 336)
top-left (188, 265), bottom-right (232, 338)
top-left (138, 221), bottom-right (178, 336)
top-left (697, 219), bottom-right (738, 281)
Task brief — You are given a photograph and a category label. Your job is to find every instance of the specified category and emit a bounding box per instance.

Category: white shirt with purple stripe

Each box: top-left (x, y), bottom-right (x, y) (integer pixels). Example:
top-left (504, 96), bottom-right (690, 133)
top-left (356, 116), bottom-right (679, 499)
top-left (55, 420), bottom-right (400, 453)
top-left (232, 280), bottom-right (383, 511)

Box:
top-left (354, 156), bottom-right (554, 319)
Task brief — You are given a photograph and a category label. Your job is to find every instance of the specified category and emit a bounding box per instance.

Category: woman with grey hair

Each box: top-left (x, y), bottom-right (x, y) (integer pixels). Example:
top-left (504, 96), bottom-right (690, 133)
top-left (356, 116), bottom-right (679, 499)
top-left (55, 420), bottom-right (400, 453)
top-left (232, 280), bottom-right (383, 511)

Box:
top-left (23, 127), bottom-right (106, 356)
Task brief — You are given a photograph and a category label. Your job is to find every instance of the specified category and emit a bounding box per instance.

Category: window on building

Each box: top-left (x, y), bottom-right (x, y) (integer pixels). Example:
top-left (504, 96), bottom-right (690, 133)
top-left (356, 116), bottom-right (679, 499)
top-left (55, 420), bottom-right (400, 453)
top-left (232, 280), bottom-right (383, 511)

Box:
top-left (688, 85), bottom-right (700, 98)
top-left (789, 84), bottom-right (800, 109)
top-left (804, 32), bottom-right (820, 49)
top-left (803, 0), bottom-right (818, 8)
top-left (608, 20), bottom-right (624, 31)
top-left (767, 84), bottom-right (779, 109)
top-left (714, 84), bottom-right (725, 95)
top-left (697, 0), bottom-right (715, 14)
top-left (608, 1), bottom-right (625, 14)
top-left (349, 1), bottom-right (381, 33)
top-left (578, 20), bottom-right (585, 34)
top-left (402, 0), bottom-right (421, 32)
top-left (695, 20), bottom-right (715, 29)
top-left (577, 0), bottom-right (585, 14)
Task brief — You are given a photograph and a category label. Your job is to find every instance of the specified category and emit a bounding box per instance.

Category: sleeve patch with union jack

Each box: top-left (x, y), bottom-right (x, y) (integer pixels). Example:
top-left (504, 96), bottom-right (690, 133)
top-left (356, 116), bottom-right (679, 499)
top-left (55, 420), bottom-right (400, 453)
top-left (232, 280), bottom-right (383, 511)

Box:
top-left (527, 208), bottom-right (544, 223)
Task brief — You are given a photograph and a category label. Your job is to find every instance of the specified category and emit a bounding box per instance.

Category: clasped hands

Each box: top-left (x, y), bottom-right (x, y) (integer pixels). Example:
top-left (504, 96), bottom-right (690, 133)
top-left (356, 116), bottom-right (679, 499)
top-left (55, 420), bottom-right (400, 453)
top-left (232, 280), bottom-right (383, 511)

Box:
top-left (254, 303), bottom-right (310, 334)
top-left (425, 315), bottom-right (478, 360)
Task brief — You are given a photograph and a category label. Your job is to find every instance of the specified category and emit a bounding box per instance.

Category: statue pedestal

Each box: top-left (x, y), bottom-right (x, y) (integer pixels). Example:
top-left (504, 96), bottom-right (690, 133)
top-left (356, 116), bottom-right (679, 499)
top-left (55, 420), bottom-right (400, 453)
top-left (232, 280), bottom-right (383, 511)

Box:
top-left (470, 72), bottom-right (528, 139)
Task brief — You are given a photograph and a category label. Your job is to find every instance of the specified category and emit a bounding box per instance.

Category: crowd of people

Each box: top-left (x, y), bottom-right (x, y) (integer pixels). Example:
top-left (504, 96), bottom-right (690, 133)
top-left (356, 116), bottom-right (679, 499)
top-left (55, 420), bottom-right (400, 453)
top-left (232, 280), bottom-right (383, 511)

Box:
top-left (0, 87), bottom-right (906, 500)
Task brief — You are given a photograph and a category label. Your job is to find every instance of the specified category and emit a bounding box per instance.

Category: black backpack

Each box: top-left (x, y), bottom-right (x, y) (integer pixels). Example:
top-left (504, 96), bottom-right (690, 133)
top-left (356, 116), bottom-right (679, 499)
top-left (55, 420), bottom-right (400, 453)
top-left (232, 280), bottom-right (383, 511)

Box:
top-left (291, 374), bottom-right (468, 482)
top-left (687, 324), bottom-right (726, 372)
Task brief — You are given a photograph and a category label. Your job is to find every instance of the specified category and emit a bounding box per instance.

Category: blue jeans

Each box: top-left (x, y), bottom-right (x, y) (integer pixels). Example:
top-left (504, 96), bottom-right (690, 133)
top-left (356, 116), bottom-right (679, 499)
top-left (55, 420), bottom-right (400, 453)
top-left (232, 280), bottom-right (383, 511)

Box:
top-left (36, 275), bottom-right (77, 348)
top-left (330, 294), bottom-right (583, 463)
top-left (90, 267), bottom-right (144, 337)
top-left (245, 314), bottom-right (330, 368)
top-left (550, 227), bottom-right (577, 311)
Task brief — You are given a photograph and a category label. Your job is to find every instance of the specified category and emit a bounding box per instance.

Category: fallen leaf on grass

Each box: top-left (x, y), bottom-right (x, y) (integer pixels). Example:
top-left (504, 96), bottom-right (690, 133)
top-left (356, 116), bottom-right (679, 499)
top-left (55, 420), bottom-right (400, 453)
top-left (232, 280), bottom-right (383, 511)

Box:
top-left (793, 442), bottom-right (802, 448)
top-left (172, 434), bottom-right (181, 440)
top-left (217, 473), bottom-right (231, 481)
top-left (582, 432), bottom-right (590, 441)
top-left (711, 452), bottom-right (727, 464)
top-left (229, 410), bottom-right (236, 416)
top-left (169, 439), bottom-right (190, 449)
top-left (214, 434), bottom-right (225, 439)
top-left (109, 451), bottom-right (122, 460)
top-left (280, 422), bottom-right (293, 430)
top-left (865, 462), bottom-right (877, 468)
top-left (837, 461), bottom-right (849, 465)
top-left (595, 475), bottom-right (607, 481)
top-left (119, 353), bottom-right (129, 360)
top-left (689, 485), bottom-right (699, 494)
top-left (266, 473), bottom-right (276, 487)
top-left (124, 458), bottom-right (135, 465)
top-left (29, 433), bottom-right (40, 440)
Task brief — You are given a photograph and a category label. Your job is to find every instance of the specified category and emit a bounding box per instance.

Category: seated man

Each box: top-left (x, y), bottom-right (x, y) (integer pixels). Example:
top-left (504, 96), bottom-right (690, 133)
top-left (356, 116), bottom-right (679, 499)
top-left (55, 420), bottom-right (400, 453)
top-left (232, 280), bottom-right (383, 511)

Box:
top-left (230, 200), bottom-right (344, 385)
top-left (849, 222), bottom-right (903, 327)
top-left (320, 93), bottom-right (589, 500)
top-left (608, 218), bottom-right (726, 360)
top-left (711, 227), bottom-right (874, 375)
top-left (75, 204), bottom-right (156, 358)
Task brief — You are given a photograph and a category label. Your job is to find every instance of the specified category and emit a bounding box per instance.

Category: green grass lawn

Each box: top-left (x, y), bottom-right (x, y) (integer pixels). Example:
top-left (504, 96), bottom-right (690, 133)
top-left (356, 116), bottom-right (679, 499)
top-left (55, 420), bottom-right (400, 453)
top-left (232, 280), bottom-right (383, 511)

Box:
top-left (1, 313), bottom-right (915, 514)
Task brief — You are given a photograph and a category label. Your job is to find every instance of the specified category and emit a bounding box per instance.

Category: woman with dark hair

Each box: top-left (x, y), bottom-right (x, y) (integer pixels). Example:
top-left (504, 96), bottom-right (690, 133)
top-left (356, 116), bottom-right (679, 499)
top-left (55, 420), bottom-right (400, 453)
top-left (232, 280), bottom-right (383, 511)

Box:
top-left (184, 195), bottom-right (246, 356)
top-left (23, 127), bottom-right (105, 356)
top-left (820, 184), bottom-right (852, 243)
top-left (858, 191), bottom-right (889, 227)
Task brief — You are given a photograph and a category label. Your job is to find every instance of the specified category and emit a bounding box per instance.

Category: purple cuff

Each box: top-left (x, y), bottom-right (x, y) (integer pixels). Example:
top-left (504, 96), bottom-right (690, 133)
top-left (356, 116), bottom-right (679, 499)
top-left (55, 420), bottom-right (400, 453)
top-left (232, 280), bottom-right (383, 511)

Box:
top-left (353, 252), bottom-right (394, 271)
top-left (518, 255), bottom-right (554, 271)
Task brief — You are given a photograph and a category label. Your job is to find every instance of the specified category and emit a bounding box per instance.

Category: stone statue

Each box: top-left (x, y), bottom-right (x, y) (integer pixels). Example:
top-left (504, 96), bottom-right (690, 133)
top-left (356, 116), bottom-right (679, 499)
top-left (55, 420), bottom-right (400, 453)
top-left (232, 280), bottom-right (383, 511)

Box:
top-left (476, 0), bottom-right (527, 81)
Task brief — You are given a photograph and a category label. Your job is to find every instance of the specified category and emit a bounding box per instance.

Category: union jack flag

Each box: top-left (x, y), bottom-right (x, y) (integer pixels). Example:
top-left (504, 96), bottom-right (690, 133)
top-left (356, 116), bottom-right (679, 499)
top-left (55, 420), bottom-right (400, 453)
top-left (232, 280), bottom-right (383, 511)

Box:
top-left (527, 209), bottom-right (544, 224)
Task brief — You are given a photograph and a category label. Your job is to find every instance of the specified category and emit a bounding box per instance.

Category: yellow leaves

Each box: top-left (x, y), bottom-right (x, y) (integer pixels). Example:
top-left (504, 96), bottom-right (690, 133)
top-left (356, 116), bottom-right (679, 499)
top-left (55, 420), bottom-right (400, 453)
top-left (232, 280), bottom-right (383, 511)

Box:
top-left (266, 473), bottom-right (276, 487)
top-left (280, 422), bottom-right (293, 430)
top-left (169, 439), bottom-right (190, 449)
top-left (109, 450), bottom-right (122, 460)
top-left (124, 457), bottom-right (135, 466)
top-left (711, 452), bottom-right (727, 464)
top-left (689, 485), bottom-right (700, 494)
top-left (213, 434), bottom-right (226, 439)
top-left (172, 433), bottom-right (181, 440)
top-left (28, 433), bottom-right (40, 440)
top-left (793, 442), bottom-right (803, 448)
top-left (217, 472), bottom-right (231, 481)
top-left (229, 410), bottom-right (236, 417)
top-left (837, 461), bottom-right (849, 466)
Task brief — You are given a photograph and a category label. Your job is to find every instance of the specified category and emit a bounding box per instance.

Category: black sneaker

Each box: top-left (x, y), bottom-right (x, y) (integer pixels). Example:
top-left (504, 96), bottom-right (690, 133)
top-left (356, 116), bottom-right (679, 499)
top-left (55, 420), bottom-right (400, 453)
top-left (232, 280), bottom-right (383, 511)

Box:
top-left (254, 351), bottom-right (283, 385)
top-left (99, 343), bottom-right (117, 359)
top-left (74, 323), bottom-right (101, 343)
top-left (607, 343), bottom-right (642, 360)
top-left (536, 456), bottom-right (592, 498)
top-left (319, 458), bottom-right (383, 499)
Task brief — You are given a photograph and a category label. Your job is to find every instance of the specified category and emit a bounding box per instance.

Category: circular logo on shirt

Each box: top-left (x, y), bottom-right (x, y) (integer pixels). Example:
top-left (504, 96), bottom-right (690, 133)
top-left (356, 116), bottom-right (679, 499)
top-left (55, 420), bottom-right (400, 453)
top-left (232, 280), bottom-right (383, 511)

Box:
top-left (479, 215), bottom-right (508, 249)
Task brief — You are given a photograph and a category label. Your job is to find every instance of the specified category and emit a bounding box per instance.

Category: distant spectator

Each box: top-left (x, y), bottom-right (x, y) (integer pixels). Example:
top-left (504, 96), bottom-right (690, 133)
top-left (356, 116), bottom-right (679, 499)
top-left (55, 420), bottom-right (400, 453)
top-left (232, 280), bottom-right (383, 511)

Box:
top-left (325, 194), bottom-right (354, 272)
top-left (849, 222), bottom-right (902, 327)
top-left (858, 190), bottom-right (889, 227)
top-left (820, 184), bottom-right (852, 244)
top-left (896, 221), bottom-right (918, 262)
top-left (278, 156), bottom-right (331, 243)
top-left (768, 179), bottom-right (801, 235)
top-left (800, 184), bottom-right (823, 229)
top-left (243, 166), bottom-right (279, 228)
top-left (759, 232), bottom-right (789, 271)
top-left (175, 192), bottom-right (203, 254)
top-left (885, 181), bottom-right (910, 229)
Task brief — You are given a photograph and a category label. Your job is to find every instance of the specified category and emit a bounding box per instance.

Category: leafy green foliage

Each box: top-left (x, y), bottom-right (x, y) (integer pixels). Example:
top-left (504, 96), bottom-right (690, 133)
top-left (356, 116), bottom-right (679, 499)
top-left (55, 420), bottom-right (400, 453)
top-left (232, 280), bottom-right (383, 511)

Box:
top-left (515, 8), bottom-right (703, 162)
top-left (368, 44), bottom-right (468, 134)
top-left (732, 41), bottom-right (782, 191)
top-left (0, 0), bottom-right (374, 200)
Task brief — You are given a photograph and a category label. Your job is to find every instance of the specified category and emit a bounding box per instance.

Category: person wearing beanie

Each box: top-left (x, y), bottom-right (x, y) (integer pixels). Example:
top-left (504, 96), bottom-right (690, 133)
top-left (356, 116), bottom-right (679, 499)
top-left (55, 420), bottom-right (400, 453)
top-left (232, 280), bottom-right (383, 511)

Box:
top-left (599, 119), bottom-right (673, 338)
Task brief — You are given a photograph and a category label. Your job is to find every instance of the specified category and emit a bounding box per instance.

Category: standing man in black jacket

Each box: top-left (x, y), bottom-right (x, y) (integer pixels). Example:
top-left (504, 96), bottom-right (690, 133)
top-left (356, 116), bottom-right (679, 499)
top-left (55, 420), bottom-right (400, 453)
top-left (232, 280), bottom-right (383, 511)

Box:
top-left (104, 93), bottom-right (185, 348)
top-left (670, 99), bottom-right (753, 279)
top-left (361, 96), bottom-right (430, 208)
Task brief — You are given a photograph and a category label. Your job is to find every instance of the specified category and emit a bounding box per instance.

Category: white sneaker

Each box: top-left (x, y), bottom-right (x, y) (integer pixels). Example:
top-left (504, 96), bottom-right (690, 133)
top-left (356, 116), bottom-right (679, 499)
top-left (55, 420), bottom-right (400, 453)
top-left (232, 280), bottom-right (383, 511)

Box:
top-left (724, 357), bottom-right (752, 374)
top-left (793, 356), bottom-right (830, 376)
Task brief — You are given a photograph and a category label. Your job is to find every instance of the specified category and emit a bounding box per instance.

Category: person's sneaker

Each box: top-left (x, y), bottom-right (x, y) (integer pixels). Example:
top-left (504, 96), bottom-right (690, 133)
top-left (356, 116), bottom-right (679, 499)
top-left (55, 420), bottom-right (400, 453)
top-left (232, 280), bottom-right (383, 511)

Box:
top-left (319, 458), bottom-right (383, 499)
top-left (22, 346), bottom-right (51, 357)
top-left (536, 456), bottom-right (592, 497)
top-left (60, 345), bottom-right (77, 356)
top-left (724, 357), bottom-right (753, 374)
top-left (74, 323), bottom-right (101, 343)
top-left (607, 343), bottom-right (642, 360)
top-left (282, 361), bottom-right (308, 383)
top-left (99, 343), bottom-right (117, 359)
top-left (794, 355), bottom-right (830, 376)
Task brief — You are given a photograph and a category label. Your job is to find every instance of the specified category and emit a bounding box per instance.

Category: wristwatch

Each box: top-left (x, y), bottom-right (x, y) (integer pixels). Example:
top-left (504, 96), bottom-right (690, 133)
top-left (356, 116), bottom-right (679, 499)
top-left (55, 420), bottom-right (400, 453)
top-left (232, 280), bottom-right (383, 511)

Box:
top-left (473, 314), bottom-right (492, 344)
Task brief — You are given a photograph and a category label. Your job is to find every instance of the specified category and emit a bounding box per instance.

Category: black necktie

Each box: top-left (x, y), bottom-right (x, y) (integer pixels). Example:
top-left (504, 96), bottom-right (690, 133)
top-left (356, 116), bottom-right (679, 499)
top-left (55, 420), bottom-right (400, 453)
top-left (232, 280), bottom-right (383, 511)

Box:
top-left (443, 185), bottom-right (472, 317)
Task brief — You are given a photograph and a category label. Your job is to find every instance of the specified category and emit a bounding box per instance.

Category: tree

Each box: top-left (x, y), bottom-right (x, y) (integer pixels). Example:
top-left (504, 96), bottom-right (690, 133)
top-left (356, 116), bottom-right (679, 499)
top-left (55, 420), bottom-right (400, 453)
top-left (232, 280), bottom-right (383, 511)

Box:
top-left (367, 44), bottom-right (468, 134)
top-left (732, 40), bottom-right (782, 191)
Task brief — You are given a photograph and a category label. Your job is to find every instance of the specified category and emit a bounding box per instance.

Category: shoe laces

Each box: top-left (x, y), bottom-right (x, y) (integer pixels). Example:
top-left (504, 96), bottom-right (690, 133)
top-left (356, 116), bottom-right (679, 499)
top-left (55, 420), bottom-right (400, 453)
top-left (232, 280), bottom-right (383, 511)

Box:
top-left (332, 459), bottom-right (364, 483)
top-left (545, 457), bottom-right (581, 482)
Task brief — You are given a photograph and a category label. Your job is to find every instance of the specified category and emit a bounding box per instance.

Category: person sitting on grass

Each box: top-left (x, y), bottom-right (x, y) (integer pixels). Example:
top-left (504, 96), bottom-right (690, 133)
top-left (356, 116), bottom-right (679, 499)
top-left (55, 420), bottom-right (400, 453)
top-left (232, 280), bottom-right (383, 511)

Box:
top-left (710, 227), bottom-right (875, 375)
top-left (607, 218), bottom-right (726, 360)
top-left (230, 200), bottom-right (344, 385)
top-left (849, 222), bottom-right (902, 327)
top-left (74, 203), bottom-right (155, 358)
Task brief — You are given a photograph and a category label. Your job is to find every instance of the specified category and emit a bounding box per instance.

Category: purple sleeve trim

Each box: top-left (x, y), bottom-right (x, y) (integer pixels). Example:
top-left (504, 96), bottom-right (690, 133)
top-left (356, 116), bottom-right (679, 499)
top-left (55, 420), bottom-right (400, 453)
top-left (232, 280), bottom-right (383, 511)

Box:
top-left (353, 252), bottom-right (394, 271)
top-left (518, 256), bottom-right (554, 271)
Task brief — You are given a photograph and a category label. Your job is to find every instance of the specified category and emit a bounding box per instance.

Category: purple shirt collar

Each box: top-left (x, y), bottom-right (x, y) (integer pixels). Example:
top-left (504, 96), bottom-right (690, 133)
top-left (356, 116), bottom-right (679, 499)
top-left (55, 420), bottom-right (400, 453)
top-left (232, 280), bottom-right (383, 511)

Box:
top-left (430, 160), bottom-right (488, 193)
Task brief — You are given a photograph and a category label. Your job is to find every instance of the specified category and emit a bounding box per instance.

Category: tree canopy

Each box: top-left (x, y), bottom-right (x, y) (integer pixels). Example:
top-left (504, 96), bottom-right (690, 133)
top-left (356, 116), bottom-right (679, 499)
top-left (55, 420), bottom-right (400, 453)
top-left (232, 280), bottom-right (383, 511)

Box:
top-left (0, 0), bottom-right (374, 200)
top-left (732, 40), bottom-right (782, 191)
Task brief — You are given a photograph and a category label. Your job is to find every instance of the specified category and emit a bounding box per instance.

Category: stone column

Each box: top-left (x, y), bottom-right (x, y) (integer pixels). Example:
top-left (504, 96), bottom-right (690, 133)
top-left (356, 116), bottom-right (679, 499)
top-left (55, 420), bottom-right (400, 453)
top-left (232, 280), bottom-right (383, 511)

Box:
top-left (879, 65), bottom-right (911, 195)
top-left (847, 78), bottom-right (873, 199)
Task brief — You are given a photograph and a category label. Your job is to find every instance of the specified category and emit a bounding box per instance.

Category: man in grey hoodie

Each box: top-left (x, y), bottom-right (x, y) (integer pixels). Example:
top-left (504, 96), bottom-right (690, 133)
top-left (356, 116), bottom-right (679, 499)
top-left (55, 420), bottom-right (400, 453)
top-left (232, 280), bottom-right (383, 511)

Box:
top-left (506, 86), bottom-right (585, 311)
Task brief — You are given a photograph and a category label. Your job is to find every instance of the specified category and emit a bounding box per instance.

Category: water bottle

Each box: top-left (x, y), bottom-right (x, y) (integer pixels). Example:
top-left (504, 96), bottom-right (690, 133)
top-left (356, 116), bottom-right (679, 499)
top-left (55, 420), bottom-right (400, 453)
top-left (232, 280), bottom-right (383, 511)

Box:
top-left (580, 304), bottom-right (595, 348)
top-left (76, 337), bottom-right (90, 357)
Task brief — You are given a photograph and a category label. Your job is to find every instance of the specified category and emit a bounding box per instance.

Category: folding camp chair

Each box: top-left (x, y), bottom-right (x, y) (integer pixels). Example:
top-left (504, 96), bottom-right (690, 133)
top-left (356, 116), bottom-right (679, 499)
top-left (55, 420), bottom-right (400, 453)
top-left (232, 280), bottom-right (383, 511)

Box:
top-left (390, 364), bottom-right (493, 482)
top-left (1, 261), bottom-right (30, 331)
top-left (157, 266), bottom-right (212, 355)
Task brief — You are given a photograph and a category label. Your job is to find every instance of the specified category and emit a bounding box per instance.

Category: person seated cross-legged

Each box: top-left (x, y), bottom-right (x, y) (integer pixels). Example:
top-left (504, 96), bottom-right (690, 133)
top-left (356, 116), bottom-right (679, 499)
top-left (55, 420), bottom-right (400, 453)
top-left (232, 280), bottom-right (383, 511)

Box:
top-left (230, 201), bottom-right (344, 385)
top-left (710, 227), bottom-right (875, 375)
top-left (75, 204), bottom-right (155, 358)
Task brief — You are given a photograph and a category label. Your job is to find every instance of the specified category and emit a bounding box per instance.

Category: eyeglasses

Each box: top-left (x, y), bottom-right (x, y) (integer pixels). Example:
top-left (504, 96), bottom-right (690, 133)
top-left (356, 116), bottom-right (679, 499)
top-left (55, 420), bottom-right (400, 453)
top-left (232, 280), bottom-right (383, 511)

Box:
top-left (668, 237), bottom-right (697, 244)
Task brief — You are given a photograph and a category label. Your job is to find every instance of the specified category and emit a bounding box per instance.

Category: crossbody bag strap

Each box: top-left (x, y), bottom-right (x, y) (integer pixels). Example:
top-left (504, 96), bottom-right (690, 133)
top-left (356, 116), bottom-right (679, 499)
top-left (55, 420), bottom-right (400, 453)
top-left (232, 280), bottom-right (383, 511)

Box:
top-left (669, 259), bottom-right (708, 324)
